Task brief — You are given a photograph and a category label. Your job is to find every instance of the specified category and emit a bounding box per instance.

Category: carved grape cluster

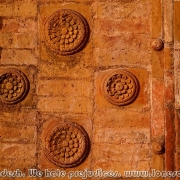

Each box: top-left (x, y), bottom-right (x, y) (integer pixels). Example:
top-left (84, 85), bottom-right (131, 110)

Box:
top-left (0, 69), bottom-right (29, 104)
top-left (44, 9), bottom-right (89, 55)
top-left (44, 121), bottom-right (89, 168)
top-left (103, 70), bottom-right (139, 106)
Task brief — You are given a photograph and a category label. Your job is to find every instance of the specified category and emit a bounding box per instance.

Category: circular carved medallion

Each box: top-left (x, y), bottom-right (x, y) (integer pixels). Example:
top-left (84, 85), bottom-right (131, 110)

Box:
top-left (102, 70), bottom-right (139, 106)
top-left (0, 68), bottom-right (29, 104)
top-left (44, 121), bottom-right (90, 168)
top-left (151, 38), bottom-right (164, 51)
top-left (44, 9), bottom-right (89, 55)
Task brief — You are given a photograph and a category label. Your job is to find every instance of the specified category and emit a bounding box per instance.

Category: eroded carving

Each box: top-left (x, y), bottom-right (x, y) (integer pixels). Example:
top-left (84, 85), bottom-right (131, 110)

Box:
top-left (44, 121), bottom-right (90, 168)
top-left (44, 9), bottom-right (89, 55)
top-left (151, 38), bottom-right (164, 51)
top-left (102, 70), bottom-right (139, 106)
top-left (152, 136), bottom-right (165, 155)
top-left (0, 68), bottom-right (29, 104)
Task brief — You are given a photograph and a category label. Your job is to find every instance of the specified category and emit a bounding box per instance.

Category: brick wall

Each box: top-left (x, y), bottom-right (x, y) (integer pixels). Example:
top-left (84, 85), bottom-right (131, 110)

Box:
top-left (0, 0), bottom-right (178, 179)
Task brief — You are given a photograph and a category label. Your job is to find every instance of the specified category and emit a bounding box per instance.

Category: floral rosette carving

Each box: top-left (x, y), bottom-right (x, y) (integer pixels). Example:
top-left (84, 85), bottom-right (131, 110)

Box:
top-left (0, 68), bottom-right (29, 104)
top-left (102, 70), bottom-right (139, 106)
top-left (44, 9), bottom-right (89, 55)
top-left (44, 121), bottom-right (90, 168)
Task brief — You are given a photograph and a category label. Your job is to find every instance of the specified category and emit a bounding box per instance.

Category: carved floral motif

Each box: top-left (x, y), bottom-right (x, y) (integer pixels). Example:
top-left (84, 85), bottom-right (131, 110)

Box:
top-left (0, 69), bottom-right (29, 104)
top-left (102, 70), bottom-right (139, 106)
top-left (44, 9), bottom-right (89, 55)
top-left (44, 121), bottom-right (90, 168)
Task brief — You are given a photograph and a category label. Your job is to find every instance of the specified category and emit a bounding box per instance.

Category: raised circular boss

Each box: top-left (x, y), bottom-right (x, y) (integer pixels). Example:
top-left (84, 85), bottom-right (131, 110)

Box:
top-left (102, 69), bottom-right (139, 106)
top-left (44, 121), bottom-right (90, 168)
top-left (0, 68), bottom-right (29, 104)
top-left (44, 9), bottom-right (89, 55)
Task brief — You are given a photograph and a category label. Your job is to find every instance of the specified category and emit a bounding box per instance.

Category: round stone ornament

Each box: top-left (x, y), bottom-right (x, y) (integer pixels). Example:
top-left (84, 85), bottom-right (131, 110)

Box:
top-left (44, 9), bottom-right (89, 55)
top-left (151, 38), bottom-right (164, 51)
top-left (102, 70), bottom-right (139, 106)
top-left (0, 68), bottom-right (29, 104)
top-left (44, 121), bottom-right (90, 168)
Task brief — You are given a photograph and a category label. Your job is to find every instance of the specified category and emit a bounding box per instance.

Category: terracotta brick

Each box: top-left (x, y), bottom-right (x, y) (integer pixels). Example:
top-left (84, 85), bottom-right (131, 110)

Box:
top-left (151, 79), bottom-right (165, 136)
top-left (13, 2), bottom-right (37, 17)
top-left (92, 142), bottom-right (150, 175)
top-left (0, 126), bottom-right (36, 144)
top-left (93, 48), bottom-right (151, 67)
top-left (165, 106), bottom-right (175, 171)
top-left (1, 49), bottom-right (37, 65)
top-left (164, 0), bottom-right (173, 43)
top-left (93, 1), bottom-right (151, 19)
top-left (151, 51), bottom-right (164, 79)
top-left (0, 158), bottom-right (36, 171)
top-left (93, 18), bottom-right (150, 35)
top-left (151, 0), bottom-right (162, 38)
top-left (94, 108), bottom-right (150, 129)
top-left (0, 2), bottom-right (37, 17)
top-left (0, 110), bottom-right (37, 126)
top-left (37, 97), bottom-right (93, 114)
top-left (151, 154), bottom-right (164, 180)
top-left (0, 18), bottom-right (37, 33)
top-left (37, 79), bottom-right (93, 98)
top-left (38, 61), bottom-right (93, 79)
top-left (164, 71), bottom-right (174, 105)
top-left (175, 110), bottom-right (180, 171)
top-left (0, 143), bottom-right (36, 159)
top-left (174, 1), bottom-right (180, 41)
top-left (93, 34), bottom-right (150, 51)
top-left (0, 3), bottom-right (14, 16)
top-left (93, 128), bottom-right (150, 145)
top-left (164, 48), bottom-right (173, 70)
top-left (0, 32), bottom-right (36, 49)
top-left (0, 0), bottom-right (177, 175)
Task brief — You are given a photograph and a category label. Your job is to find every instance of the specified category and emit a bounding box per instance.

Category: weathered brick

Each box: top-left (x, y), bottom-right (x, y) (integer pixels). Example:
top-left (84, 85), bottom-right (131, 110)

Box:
top-left (37, 97), bottom-right (93, 114)
top-left (164, 48), bottom-right (173, 70)
top-left (93, 34), bottom-right (150, 51)
top-left (0, 32), bottom-right (36, 48)
top-left (94, 108), bottom-right (150, 129)
top-left (151, 0), bottom-right (162, 38)
top-left (0, 158), bottom-right (36, 170)
top-left (0, 2), bottom-right (37, 17)
top-left (38, 61), bottom-right (93, 79)
top-left (0, 110), bottom-right (37, 126)
top-left (93, 1), bottom-right (151, 19)
top-left (0, 126), bottom-right (36, 144)
top-left (174, 1), bottom-right (180, 41)
top-left (151, 79), bottom-right (165, 136)
top-left (1, 49), bottom-right (37, 65)
top-left (151, 50), bottom-right (164, 79)
top-left (37, 79), bottom-right (93, 98)
top-left (1, 18), bottom-right (37, 33)
top-left (13, 2), bottom-right (37, 17)
top-left (93, 48), bottom-right (151, 67)
top-left (164, 0), bottom-right (173, 43)
top-left (93, 128), bottom-right (150, 145)
top-left (94, 18), bottom-right (150, 36)
top-left (0, 143), bottom-right (36, 159)
top-left (92, 142), bottom-right (150, 175)
top-left (0, 3), bottom-right (14, 17)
